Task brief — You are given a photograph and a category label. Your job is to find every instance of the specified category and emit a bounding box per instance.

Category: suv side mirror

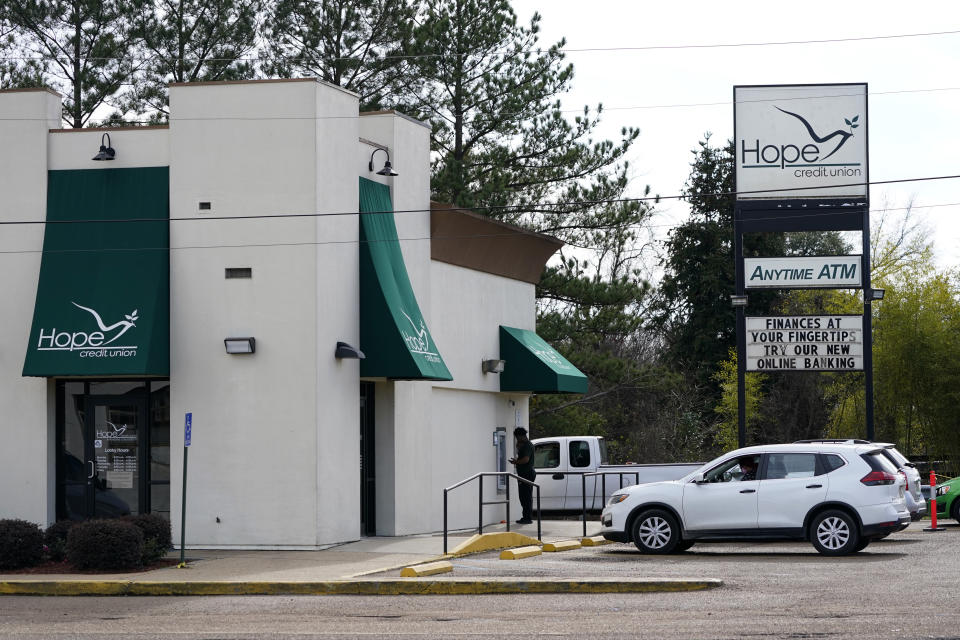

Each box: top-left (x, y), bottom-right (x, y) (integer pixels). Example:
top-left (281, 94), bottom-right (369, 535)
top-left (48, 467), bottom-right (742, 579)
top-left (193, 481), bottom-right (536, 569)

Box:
top-left (693, 473), bottom-right (706, 484)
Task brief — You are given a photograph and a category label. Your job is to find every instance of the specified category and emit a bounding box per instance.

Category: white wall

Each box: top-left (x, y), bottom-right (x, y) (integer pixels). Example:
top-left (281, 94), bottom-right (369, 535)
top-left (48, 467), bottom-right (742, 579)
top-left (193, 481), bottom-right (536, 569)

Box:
top-left (0, 90), bottom-right (62, 525)
top-left (47, 127), bottom-right (169, 170)
top-left (168, 79), bottom-right (360, 547)
top-left (427, 262), bottom-right (536, 531)
top-left (313, 82), bottom-right (364, 544)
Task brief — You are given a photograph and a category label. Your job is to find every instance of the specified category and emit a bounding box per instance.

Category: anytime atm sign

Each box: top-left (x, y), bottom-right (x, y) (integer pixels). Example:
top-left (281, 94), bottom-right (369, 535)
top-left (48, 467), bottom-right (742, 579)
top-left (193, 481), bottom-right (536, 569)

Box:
top-left (735, 84), bottom-right (868, 200)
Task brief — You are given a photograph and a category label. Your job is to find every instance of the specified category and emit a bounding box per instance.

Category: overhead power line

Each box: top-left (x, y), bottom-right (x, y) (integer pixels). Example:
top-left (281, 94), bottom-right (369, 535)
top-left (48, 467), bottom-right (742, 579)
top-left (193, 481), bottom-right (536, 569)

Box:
top-left (2, 28), bottom-right (958, 64)
top-left (1, 86), bottom-right (956, 125)
top-left (0, 174), bottom-right (958, 229)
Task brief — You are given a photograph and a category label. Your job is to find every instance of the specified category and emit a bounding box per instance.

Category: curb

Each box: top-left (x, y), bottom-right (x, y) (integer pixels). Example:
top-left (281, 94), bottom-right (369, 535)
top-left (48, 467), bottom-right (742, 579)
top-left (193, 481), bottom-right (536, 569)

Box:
top-left (400, 561), bottom-right (454, 577)
top-left (0, 577), bottom-right (722, 596)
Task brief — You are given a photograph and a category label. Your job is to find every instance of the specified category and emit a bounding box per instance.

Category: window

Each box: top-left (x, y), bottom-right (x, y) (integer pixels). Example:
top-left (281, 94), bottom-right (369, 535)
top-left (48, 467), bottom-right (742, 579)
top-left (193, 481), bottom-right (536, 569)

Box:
top-left (766, 453), bottom-right (817, 480)
top-left (703, 456), bottom-right (759, 483)
top-left (569, 441), bottom-right (591, 468)
top-left (534, 442), bottom-right (560, 469)
top-left (821, 454), bottom-right (846, 473)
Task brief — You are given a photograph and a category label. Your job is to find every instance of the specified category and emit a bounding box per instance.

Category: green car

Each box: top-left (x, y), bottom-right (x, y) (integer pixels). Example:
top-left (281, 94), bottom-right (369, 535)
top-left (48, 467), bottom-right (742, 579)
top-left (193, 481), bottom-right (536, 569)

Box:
top-left (932, 476), bottom-right (960, 523)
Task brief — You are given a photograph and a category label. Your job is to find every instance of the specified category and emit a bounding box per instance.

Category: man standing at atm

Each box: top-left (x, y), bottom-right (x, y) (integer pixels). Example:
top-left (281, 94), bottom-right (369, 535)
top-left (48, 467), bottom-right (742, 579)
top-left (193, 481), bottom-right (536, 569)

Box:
top-left (509, 427), bottom-right (536, 524)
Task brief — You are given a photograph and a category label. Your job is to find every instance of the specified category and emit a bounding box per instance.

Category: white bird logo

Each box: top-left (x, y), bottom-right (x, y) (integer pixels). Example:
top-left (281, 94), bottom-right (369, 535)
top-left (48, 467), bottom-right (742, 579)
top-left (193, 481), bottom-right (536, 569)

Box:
top-left (400, 310), bottom-right (430, 352)
top-left (71, 302), bottom-right (138, 345)
top-left (106, 421), bottom-right (127, 437)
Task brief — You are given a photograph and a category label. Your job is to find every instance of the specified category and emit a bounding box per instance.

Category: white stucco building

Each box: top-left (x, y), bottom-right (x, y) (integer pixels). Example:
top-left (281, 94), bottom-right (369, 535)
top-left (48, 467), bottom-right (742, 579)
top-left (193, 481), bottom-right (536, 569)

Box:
top-left (0, 79), bottom-right (586, 548)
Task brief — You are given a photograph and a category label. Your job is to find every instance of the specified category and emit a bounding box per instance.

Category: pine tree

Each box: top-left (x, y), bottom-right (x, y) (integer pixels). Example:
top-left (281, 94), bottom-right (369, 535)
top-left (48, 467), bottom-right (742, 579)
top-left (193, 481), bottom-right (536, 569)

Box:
top-left (3, 0), bottom-right (137, 126)
top-left (264, 0), bottom-right (418, 110)
top-left (124, 0), bottom-right (261, 120)
top-left (402, 0), bottom-right (652, 425)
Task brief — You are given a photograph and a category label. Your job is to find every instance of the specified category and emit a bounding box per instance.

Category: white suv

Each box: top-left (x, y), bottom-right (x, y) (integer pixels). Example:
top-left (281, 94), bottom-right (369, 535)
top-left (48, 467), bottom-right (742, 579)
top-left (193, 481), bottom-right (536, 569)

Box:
top-left (796, 439), bottom-right (925, 521)
top-left (600, 443), bottom-right (910, 556)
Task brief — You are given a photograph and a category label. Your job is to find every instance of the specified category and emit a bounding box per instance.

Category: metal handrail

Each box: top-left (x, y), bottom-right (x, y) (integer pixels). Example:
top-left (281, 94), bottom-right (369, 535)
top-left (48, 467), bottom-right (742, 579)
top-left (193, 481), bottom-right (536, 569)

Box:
top-left (443, 472), bottom-right (541, 554)
top-left (581, 471), bottom-right (640, 537)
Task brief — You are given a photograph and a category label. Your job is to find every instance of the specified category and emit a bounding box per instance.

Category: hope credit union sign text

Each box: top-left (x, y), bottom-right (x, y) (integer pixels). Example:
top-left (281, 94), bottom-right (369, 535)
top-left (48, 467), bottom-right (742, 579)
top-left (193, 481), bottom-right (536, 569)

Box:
top-left (735, 84), bottom-right (868, 200)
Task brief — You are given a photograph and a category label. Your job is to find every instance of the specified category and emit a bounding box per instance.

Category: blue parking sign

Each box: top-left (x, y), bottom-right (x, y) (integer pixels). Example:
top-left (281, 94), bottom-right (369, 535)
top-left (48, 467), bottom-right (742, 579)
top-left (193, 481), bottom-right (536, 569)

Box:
top-left (184, 412), bottom-right (192, 447)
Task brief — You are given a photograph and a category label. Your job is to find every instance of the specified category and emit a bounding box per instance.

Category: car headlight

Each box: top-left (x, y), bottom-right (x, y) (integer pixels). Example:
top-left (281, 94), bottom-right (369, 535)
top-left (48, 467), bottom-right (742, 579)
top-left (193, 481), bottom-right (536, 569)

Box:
top-left (607, 493), bottom-right (628, 506)
top-left (939, 485), bottom-right (950, 495)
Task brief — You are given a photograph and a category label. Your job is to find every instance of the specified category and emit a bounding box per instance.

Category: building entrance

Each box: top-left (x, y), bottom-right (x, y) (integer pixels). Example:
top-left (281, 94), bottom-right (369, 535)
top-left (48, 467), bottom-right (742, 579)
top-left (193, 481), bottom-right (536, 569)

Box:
top-left (57, 381), bottom-right (170, 521)
top-left (360, 382), bottom-right (376, 536)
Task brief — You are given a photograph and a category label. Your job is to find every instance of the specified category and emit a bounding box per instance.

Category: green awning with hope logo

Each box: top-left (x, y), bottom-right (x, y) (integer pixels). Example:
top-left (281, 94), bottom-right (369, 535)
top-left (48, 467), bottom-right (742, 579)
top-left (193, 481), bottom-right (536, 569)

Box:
top-left (22, 167), bottom-right (170, 377)
top-left (358, 177), bottom-right (452, 380)
top-left (499, 326), bottom-right (588, 394)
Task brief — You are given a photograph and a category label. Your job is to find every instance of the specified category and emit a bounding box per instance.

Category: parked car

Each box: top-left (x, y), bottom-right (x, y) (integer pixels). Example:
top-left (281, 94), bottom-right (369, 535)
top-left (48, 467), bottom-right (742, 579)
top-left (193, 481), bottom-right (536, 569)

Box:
top-left (932, 476), bottom-right (960, 524)
top-left (796, 440), bottom-right (925, 521)
top-left (601, 442), bottom-right (910, 556)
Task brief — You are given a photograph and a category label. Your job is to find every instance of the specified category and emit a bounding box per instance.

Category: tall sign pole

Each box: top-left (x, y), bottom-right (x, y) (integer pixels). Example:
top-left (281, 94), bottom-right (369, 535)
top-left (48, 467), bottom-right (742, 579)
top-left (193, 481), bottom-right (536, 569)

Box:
top-left (733, 83), bottom-right (871, 445)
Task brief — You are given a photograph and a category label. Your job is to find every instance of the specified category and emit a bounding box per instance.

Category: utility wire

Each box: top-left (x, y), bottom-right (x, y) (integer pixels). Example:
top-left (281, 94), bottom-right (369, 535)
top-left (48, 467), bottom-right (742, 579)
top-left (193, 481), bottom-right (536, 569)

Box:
top-left (1, 174), bottom-right (957, 227)
top-left (2, 86), bottom-right (958, 124)
top-left (2, 197), bottom-right (957, 256)
top-left (2, 28), bottom-right (958, 63)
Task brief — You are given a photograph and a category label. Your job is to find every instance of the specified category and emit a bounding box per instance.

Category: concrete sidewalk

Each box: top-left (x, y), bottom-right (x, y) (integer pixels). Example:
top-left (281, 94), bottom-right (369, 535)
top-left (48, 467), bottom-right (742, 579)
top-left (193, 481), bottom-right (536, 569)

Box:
top-left (0, 520), bottom-right (722, 595)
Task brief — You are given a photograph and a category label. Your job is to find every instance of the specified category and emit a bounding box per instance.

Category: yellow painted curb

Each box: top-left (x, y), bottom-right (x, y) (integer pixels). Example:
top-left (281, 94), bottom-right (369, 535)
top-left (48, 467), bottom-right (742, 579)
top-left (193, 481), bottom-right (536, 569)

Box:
top-left (500, 545), bottom-right (543, 560)
top-left (581, 535), bottom-right (613, 546)
top-left (400, 561), bottom-right (453, 577)
top-left (450, 532), bottom-right (542, 556)
top-left (543, 540), bottom-right (582, 552)
top-left (0, 578), bottom-right (722, 596)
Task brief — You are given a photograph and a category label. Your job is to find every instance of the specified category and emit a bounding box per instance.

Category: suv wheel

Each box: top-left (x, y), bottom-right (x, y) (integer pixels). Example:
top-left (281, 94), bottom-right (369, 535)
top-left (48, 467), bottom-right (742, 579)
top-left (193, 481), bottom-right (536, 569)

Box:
top-left (631, 509), bottom-right (680, 554)
top-left (810, 510), bottom-right (860, 556)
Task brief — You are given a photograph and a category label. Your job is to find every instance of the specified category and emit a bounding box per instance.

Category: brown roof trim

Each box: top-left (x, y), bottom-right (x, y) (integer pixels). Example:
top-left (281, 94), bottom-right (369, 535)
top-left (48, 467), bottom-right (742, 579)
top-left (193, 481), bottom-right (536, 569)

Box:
top-left (50, 125), bottom-right (169, 133)
top-left (0, 87), bottom-right (61, 97)
top-left (430, 203), bottom-right (563, 284)
top-left (360, 109), bottom-right (430, 130)
top-left (168, 77), bottom-right (359, 98)
top-left (169, 77), bottom-right (317, 88)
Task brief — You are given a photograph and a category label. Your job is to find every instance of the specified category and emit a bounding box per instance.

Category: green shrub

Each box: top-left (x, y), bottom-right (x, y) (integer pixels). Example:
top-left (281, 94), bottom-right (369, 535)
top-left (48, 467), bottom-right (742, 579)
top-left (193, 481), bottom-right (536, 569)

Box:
top-left (124, 514), bottom-right (172, 564)
top-left (0, 519), bottom-right (44, 569)
top-left (66, 519), bottom-right (143, 571)
top-left (44, 520), bottom-right (76, 562)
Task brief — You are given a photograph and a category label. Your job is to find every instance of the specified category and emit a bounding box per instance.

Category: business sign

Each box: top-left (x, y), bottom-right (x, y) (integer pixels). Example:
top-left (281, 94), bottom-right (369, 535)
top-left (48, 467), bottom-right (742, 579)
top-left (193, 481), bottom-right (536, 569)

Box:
top-left (746, 315), bottom-right (863, 371)
top-left (744, 256), bottom-right (861, 289)
top-left (735, 84), bottom-right (868, 200)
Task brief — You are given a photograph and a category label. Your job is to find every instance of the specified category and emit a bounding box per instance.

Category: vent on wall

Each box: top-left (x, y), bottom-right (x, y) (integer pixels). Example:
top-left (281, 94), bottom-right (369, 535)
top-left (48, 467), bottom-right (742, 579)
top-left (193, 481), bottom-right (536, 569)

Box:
top-left (225, 268), bottom-right (252, 279)
top-left (199, 202), bottom-right (211, 211)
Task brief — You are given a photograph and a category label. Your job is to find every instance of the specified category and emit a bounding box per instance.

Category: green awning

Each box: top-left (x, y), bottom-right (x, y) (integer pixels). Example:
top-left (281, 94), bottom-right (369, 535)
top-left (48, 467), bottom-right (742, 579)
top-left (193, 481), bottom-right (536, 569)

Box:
top-left (22, 167), bottom-right (170, 377)
top-left (359, 177), bottom-right (451, 380)
top-left (499, 326), bottom-right (588, 394)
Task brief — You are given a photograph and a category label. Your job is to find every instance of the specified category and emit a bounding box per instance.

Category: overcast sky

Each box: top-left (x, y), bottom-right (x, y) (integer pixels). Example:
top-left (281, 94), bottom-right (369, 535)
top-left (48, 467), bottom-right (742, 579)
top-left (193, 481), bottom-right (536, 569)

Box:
top-left (509, 0), bottom-right (960, 266)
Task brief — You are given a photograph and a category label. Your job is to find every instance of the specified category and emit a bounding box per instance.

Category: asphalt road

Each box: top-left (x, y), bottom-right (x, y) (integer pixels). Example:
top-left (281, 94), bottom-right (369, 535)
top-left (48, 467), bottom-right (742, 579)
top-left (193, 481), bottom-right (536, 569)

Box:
top-left (2, 525), bottom-right (958, 639)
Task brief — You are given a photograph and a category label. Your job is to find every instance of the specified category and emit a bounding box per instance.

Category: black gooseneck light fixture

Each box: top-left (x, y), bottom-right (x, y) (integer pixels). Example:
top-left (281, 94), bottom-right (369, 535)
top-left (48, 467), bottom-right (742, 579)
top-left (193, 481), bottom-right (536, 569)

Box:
top-left (368, 147), bottom-right (398, 176)
top-left (92, 133), bottom-right (116, 161)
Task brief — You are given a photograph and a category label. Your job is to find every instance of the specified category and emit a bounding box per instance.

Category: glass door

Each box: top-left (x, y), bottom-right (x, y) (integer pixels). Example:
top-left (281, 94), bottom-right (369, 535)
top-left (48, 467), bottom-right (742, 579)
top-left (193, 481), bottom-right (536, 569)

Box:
top-left (86, 395), bottom-right (146, 518)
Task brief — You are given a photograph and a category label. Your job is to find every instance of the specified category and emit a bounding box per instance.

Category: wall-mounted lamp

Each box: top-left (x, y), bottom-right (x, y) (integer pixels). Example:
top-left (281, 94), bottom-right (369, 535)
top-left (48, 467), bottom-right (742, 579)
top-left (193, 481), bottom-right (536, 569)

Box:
top-left (335, 341), bottom-right (365, 359)
top-left (482, 359), bottom-right (506, 374)
top-left (92, 133), bottom-right (116, 161)
top-left (730, 294), bottom-right (748, 308)
top-left (224, 337), bottom-right (256, 354)
top-left (867, 288), bottom-right (885, 301)
top-left (368, 147), bottom-right (398, 176)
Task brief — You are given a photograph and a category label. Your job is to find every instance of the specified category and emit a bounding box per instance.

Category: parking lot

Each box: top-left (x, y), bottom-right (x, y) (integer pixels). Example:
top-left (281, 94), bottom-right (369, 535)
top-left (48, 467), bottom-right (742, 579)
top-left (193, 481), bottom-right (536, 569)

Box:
top-left (380, 521), bottom-right (960, 638)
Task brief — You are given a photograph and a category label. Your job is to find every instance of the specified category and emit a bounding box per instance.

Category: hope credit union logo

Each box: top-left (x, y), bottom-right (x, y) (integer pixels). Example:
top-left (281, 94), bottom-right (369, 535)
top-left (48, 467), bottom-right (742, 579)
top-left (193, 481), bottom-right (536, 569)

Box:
top-left (36, 301), bottom-right (140, 359)
top-left (400, 309), bottom-right (442, 364)
top-left (741, 106), bottom-right (863, 179)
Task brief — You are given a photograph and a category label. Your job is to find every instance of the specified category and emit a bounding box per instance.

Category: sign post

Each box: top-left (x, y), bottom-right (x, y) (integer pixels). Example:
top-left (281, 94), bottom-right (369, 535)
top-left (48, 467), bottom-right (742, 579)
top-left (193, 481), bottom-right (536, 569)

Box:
top-left (179, 412), bottom-right (191, 567)
top-left (733, 83), bottom-right (872, 445)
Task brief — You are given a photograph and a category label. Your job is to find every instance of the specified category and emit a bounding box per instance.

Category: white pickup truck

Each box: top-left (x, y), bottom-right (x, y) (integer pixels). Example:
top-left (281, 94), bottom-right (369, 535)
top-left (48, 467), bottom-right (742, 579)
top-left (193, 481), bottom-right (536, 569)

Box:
top-left (530, 436), bottom-right (702, 511)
